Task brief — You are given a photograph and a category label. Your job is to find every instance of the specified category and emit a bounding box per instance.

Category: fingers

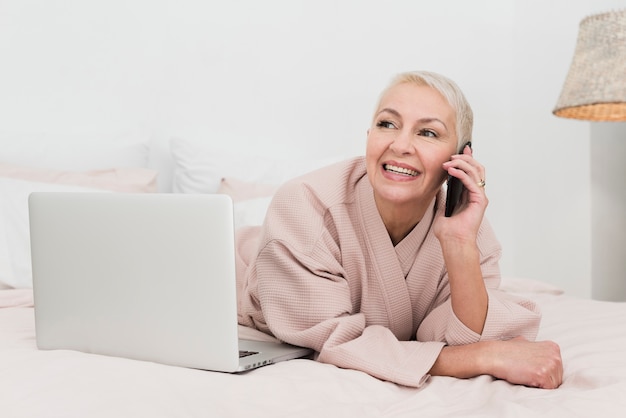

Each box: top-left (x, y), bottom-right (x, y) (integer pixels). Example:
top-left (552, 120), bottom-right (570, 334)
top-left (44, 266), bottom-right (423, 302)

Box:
top-left (443, 152), bottom-right (486, 193)
top-left (545, 341), bottom-right (564, 389)
top-left (490, 338), bottom-right (564, 389)
top-left (526, 340), bottom-right (564, 389)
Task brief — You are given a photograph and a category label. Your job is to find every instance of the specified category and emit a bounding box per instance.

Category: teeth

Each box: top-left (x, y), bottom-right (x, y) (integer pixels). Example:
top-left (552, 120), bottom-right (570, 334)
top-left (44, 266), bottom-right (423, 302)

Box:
top-left (384, 164), bottom-right (418, 176)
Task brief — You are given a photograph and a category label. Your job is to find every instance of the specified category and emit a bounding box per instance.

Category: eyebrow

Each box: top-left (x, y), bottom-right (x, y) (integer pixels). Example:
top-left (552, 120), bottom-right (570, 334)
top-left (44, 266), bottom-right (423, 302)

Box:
top-left (376, 108), bottom-right (449, 132)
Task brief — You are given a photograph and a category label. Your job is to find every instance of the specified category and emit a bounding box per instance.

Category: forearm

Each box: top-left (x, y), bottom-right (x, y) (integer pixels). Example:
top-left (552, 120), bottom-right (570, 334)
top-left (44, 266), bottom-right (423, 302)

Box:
top-left (429, 338), bottom-right (564, 389)
top-left (429, 341), bottom-right (489, 379)
top-left (440, 239), bottom-right (488, 334)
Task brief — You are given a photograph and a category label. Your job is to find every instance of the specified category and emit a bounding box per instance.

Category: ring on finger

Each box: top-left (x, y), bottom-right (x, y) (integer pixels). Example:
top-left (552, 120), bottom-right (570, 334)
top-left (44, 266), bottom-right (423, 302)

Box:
top-left (477, 179), bottom-right (486, 188)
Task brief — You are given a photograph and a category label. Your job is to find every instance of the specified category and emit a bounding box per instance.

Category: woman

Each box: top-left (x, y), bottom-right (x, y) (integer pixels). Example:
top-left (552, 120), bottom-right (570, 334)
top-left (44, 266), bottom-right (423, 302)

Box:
top-left (236, 71), bottom-right (563, 389)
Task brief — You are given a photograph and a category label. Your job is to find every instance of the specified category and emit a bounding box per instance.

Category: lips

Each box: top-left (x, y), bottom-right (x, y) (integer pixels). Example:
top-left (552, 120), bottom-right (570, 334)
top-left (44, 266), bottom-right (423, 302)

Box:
top-left (383, 163), bottom-right (419, 177)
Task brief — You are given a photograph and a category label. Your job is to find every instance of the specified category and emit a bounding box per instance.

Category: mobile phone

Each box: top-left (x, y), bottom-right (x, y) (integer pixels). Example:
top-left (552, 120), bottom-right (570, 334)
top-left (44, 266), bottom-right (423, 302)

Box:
top-left (444, 141), bottom-right (472, 217)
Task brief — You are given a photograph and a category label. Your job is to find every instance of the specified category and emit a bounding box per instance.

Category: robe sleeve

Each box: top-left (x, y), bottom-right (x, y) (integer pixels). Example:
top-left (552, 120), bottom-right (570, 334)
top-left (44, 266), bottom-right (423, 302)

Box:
top-left (416, 286), bottom-right (542, 345)
top-left (255, 238), bottom-right (444, 388)
top-left (416, 221), bottom-right (542, 345)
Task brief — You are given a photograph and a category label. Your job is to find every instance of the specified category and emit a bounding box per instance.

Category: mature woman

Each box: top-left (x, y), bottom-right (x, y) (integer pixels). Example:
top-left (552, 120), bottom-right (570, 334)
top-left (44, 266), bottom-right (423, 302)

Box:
top-left (235, 71), bottom-right (563, 389)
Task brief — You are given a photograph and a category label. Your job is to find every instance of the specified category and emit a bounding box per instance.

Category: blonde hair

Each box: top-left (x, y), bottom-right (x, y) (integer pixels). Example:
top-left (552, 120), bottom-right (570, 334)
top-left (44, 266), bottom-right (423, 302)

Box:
top-left (374, 71), bottom-right (473, 151)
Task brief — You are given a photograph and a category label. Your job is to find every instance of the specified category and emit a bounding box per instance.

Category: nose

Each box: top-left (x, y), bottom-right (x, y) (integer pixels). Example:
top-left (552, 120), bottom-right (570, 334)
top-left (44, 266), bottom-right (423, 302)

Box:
top-left (389, 130), bottom-right (414, 155)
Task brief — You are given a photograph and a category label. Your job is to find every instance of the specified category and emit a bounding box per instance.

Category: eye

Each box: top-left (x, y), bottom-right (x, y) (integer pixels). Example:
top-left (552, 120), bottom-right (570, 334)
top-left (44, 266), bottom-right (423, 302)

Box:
top-left (376, 120), bottom-right (397, 129)
top-left (418, 129), bottom-right (438, 138)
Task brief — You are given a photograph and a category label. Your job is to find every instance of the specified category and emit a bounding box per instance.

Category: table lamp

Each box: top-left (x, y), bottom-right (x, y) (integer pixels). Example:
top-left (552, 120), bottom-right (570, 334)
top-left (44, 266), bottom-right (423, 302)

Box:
top-left (553, 9), bottom-right (626, 121)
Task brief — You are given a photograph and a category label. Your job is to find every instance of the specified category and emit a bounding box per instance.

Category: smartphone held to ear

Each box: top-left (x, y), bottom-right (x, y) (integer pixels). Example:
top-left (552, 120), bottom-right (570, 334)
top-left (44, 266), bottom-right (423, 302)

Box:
top-left (444, 142), bottom-right (471, 217)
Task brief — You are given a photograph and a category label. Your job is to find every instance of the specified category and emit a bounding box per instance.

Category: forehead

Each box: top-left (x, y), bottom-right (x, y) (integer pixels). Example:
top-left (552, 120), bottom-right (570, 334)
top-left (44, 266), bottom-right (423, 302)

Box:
top-left (377, 82), bottom-right (455, 121)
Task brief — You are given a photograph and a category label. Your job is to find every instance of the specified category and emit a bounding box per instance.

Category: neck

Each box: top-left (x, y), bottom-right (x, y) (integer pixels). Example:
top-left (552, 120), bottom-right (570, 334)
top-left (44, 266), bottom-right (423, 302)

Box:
top-left (375, 195), bottom-right (433, 246)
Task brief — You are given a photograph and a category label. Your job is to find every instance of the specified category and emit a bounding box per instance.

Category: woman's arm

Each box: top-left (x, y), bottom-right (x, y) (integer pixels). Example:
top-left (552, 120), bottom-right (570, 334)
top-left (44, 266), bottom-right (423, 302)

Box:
top-left (439, 238), bottom-right (488, 334)
top-left (436, 145), bottom-right (491, 334)
top-left (254, 239), bottom-right (446, 388)
top-left (432, 148), bottom-right (563, 389)
top-left (429, 336), bottom-right (564, 389)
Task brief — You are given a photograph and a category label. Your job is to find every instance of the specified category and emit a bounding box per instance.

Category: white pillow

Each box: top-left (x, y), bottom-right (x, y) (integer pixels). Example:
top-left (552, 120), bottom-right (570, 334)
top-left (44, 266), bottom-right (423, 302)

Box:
top-left (170, 137), bottom-right (344, 194)
top-left (0, 131), bottom-right (157, 288)
top-left (231, 196), bottom-right (274, 229)
top-left (0, 178), bottom-right (110, 289)
top-left (0, 131), bottom-right (150, 170)
top-left (0, 162), bottom-right (157, 193)
top-left (215, 177), bottom-right (275, 228)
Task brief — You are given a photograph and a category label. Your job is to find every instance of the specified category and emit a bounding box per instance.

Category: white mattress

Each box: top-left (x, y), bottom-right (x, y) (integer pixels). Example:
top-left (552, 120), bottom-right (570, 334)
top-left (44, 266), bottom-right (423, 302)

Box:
top-left (1, 279), bottom-right (625, 417)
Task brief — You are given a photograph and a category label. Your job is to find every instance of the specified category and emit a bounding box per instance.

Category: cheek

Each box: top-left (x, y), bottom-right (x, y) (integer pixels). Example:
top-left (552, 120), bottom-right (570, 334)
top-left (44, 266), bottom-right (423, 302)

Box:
top-left (436, 167), bottom-right (449, 185)
top-left (426, 152), bottom-right (453, 182)
top-left (365, 134), bottom-right (380, 160)
top-left (365, 142), bottom-right (378, 173)
top-left (365, 135), bottom-right (387, 177)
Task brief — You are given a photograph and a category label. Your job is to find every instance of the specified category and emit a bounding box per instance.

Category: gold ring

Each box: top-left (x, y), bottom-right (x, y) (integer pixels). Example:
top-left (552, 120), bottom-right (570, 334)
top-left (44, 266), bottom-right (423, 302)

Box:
top-left (477, 179), bottom-right (486, 188)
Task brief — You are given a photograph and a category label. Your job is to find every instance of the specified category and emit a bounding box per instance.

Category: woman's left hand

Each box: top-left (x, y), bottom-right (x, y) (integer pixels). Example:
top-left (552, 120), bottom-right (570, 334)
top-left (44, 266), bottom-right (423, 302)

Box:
top-left (434, 144), bottom-right (488, 242)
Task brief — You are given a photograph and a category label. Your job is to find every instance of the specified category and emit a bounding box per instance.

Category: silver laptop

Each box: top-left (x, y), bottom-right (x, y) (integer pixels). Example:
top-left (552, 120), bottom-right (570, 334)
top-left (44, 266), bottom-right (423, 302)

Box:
top-left (28, 192), bottom-right (312, 372)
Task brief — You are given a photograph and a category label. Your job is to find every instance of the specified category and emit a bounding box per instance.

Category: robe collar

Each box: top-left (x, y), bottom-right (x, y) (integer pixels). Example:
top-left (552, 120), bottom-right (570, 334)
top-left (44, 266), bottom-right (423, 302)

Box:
top-left (354, 175), bottom-right (439, 340)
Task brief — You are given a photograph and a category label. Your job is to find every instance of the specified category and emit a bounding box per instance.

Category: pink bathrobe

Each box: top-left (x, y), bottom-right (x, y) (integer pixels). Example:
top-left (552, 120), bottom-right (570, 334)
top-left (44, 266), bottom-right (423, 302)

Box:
top-left (236, 156), bottom-right (541, 387)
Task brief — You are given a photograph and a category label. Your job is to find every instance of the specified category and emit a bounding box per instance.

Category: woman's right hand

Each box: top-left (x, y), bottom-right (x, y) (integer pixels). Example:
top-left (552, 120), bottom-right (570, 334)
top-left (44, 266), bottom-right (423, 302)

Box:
top-left (430, 336), bottom-right (563, 389)
top-left (486, 336), bottom-right (563, 389)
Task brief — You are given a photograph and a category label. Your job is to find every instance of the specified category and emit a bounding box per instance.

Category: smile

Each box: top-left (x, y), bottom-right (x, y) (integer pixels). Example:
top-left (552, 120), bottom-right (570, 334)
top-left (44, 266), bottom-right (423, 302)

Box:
top-left (383, 164), bottom-right (419, 177)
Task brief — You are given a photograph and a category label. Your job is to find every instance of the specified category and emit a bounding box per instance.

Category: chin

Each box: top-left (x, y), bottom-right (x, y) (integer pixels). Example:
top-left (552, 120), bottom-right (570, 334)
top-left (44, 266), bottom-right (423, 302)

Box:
top-left (375, 186), bottom-right (421, 205)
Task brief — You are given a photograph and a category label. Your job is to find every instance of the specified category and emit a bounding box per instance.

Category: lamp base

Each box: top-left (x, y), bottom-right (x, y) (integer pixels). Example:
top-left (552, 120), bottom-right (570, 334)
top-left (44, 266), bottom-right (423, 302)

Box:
top-left (590, 122), bottom-right (626, 301)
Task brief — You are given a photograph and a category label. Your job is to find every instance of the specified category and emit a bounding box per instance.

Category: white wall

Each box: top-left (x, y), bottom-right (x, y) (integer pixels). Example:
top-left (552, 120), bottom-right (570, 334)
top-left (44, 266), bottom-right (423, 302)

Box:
top-left (0, 0), bottom-right (624, 298)
top-left (511, 0), bottom-right (625, 299)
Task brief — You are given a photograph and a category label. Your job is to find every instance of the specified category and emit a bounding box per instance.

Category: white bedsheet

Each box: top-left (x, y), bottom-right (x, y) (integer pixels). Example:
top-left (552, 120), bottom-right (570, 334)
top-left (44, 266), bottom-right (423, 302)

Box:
top-left (1, 281), bottom-right (625, 418)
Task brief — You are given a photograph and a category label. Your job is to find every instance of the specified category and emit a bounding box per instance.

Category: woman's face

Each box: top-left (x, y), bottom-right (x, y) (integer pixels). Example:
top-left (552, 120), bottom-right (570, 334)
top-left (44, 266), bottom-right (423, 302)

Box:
top-left (366, 82), bottom-right (458, 209)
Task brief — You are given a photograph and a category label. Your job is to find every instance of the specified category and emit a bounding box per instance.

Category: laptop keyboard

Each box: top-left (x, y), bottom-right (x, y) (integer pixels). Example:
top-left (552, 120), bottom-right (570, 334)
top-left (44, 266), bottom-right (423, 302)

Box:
top-left (239, 350), bottom-right (259, 358)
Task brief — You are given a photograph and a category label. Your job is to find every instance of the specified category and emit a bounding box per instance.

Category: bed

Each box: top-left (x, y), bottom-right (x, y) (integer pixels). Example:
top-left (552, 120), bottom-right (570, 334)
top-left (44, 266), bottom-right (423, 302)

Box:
top-left (1, 135), bottom-right (626, 417)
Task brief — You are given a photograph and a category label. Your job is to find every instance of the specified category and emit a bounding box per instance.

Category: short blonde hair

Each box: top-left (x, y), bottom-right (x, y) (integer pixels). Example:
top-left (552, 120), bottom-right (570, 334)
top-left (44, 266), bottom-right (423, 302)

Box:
top-left (374, 71), bottom-right (473, 151)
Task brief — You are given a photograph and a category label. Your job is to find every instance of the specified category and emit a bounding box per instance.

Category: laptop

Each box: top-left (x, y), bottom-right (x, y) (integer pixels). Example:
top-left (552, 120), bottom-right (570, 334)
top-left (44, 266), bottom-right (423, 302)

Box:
top-left (28, 192), bottom-right (312, 372)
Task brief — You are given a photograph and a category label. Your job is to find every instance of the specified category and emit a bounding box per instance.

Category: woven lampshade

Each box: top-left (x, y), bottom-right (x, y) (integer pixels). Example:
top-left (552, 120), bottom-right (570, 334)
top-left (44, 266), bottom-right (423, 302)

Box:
top-left (553, 9), bottom-right (626, 121)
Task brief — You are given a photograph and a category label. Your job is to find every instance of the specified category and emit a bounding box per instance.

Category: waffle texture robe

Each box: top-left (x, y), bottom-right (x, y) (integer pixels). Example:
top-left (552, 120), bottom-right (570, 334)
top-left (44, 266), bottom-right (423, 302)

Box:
top-left (236, 156), bottom-right (541, 387)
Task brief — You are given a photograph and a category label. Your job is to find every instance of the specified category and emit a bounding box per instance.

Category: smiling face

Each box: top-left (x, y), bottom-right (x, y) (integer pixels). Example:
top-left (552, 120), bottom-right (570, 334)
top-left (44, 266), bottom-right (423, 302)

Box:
top-left (366, 82), bottom-right (458, 216)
